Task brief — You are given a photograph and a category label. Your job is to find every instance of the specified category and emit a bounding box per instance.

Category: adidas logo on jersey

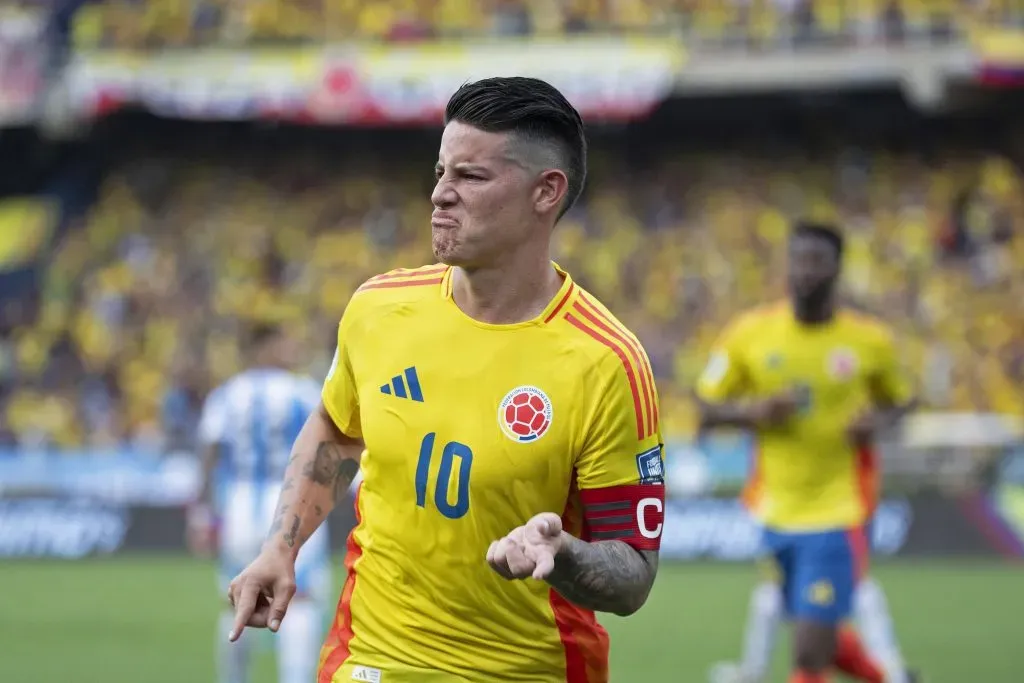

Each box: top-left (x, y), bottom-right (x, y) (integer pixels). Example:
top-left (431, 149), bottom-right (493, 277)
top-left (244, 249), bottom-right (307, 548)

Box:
top-left (350, 666), bottom-right (382, 682)
top-left (380, 367), bottom-right (424, 402)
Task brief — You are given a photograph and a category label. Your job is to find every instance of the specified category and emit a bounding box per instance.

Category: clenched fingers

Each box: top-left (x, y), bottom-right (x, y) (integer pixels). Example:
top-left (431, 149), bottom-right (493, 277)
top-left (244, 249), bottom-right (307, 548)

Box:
top-left (487, 535), bottom-right (536, 580)
top-left (525, 544), bottom-right (556, 580)
top-left (267, 578), bottom-right (296, 632)
top-left (486, 540), bottom-right (512, 579)
top-left (504, 539), bottom-right (534, 577)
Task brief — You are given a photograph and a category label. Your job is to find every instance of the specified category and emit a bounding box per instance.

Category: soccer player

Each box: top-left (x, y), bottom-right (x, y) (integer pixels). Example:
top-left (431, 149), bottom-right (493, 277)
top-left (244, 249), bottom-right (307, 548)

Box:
top-left (225, 77), bottom-right (666, 683)
top-left (189, 324), bottom-right (332, 683)
top-left (695, 222), bottom-right (918, 683)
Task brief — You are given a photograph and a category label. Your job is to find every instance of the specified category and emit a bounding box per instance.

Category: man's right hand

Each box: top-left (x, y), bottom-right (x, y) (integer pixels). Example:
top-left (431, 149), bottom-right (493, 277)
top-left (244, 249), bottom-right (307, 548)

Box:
top-left (226, 546), bottom-right (297, 641)
top-left (750, 391), bottom-right (800, 427)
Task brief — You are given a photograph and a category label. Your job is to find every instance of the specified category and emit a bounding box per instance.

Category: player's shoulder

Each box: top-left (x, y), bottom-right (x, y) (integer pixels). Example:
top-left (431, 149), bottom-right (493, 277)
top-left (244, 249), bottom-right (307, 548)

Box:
top-left (343, 263), bottom-right (448, 319)
top-left (201, 382), bottom-right (227, 410)
top-left (552, 283), bottom-right (652, 379)
top-left (203, 370), bottom-right (255, 407)
top-left (210, 370), bottom-right (250, 395)
top-left (838, 308), bottom-right (896, 346)
top-left (269, 369), bottom-right (321, 396)
top-left (353, 263), bottom-right (449, 299)
top-left (723, 300), bottom-right (788, 338)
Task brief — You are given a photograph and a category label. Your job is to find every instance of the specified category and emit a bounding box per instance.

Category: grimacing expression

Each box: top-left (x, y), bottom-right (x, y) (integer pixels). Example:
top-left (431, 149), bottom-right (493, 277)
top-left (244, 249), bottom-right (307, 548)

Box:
top-left (430, 121), bottom-right (542, 267)
top-left (788, 232), bottom-right (840, 303)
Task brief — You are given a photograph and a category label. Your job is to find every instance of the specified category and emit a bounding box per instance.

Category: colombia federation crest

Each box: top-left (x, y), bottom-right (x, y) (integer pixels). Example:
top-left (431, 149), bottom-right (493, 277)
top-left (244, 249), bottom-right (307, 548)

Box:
top-left (498, 386), bottom-right (553, 443)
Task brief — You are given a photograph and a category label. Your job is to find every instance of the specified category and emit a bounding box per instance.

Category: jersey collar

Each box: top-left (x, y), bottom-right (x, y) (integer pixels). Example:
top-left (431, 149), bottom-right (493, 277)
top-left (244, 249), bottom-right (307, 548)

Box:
top-left (439, 262), bottom-right (576, 328)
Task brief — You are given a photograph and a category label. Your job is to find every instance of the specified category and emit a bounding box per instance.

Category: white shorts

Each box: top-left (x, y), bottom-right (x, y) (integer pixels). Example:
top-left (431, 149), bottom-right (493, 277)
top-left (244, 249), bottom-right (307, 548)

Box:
top-left (218, 480), bottom-right (332, 600)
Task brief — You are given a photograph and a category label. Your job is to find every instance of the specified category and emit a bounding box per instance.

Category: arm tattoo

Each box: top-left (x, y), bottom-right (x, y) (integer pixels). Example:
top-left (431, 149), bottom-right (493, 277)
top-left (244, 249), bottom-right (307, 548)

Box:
top-left (265, 440), bottom-right (360, 549)
top-left (282, 515), bottom-right (301, 548)
top-left (546, 539), bottom-right (659, 616)
top-left (267, 501), bottom-right (289, 537)
top-left (303, 441), bottom-right (360, 503)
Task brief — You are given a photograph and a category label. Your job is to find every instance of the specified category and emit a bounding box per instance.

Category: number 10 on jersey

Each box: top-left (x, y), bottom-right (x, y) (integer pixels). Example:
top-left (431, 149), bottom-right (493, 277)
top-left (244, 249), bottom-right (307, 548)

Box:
top-left (415, 433), bottom-right (473, 519)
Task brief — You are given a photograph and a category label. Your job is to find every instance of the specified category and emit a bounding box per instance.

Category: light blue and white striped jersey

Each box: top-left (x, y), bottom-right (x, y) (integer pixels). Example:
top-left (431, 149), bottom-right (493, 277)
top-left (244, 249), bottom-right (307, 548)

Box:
top-left (198, 368), bottom-right (321, 487)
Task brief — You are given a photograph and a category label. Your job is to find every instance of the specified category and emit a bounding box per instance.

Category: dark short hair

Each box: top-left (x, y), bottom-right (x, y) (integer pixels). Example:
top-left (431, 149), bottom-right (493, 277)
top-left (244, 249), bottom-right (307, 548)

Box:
top-left (791, 220), bottom-right (844, 260)
top-left (444, 76), bottom-right (587, 221)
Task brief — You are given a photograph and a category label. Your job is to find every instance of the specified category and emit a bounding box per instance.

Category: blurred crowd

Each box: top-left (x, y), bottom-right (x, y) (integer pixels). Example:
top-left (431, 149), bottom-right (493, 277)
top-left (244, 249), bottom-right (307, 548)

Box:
top-left (70, 0), bottom-right (1024, 48)
top-left (1, 110), bottom-right (1021, 451)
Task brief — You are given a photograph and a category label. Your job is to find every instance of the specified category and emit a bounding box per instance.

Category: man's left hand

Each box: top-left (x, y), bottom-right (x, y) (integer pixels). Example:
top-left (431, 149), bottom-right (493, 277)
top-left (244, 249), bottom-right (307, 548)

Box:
top-left (487, 512), bottom-right (564, 581)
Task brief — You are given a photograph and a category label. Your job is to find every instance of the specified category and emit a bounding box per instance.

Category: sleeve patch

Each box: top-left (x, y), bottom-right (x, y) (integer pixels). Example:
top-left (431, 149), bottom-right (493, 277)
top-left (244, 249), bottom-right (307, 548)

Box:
top-left (636, 445), bottom-right (665, 484)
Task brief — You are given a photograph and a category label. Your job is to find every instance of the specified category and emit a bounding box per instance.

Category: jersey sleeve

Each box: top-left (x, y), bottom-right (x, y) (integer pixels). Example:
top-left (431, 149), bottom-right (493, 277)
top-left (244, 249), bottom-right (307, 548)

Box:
top-left (321, 300), bottom-right (362, 439)
top-left (575, 350), bottom-right (665, 552)
top-left (197, 387), bottom-right (227, 446)
top-left (694, 317), bottom-right (751, 403)
top-left (869, 329), bottom-right (914, 407)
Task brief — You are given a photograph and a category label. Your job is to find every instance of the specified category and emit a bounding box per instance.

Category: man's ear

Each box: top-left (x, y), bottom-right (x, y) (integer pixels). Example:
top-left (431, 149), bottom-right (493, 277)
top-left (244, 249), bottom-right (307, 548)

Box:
top-left (534, 169), bottom-right (569, 216)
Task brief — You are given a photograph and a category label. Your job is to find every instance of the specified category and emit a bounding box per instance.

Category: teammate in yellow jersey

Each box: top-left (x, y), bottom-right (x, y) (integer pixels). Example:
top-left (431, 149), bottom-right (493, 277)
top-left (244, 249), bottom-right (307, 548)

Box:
top-left (225, 77), bottom-right (665, 683)
top-left (695, 222), bottom-right (919, 683)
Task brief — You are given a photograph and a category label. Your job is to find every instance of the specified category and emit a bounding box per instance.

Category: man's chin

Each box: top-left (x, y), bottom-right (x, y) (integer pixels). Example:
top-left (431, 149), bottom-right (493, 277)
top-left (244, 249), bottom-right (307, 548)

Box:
top-left (432, 240), bottom-right (466, 267)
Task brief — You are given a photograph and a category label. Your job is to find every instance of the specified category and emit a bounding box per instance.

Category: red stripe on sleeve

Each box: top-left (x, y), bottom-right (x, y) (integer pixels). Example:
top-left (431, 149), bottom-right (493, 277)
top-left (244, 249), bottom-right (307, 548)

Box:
top-left (579, 484), bottom-right (665, 552)
top-left (578, 294), bottom-right (658, 436)
top-left (571, 300), bottom-right (653, 438)
top-left (364, 265), bottom-right (447, 283)
top-left (318, 484), bottom-right (364, 683)
top-left (564, 312), bottom-right (645, 440)
top-left (356, 276), bottom-right (444, 292)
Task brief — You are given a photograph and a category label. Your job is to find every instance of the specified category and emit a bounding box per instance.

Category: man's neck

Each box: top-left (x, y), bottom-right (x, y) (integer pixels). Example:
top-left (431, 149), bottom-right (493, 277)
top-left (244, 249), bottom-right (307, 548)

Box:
top-left (452, 254), bottom-right (562, 326)
top-left (792, 299), bottom-right (836, 325)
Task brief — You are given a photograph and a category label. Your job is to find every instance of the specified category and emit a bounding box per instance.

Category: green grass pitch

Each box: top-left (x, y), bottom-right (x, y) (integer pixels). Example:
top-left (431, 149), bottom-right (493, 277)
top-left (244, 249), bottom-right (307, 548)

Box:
top-left (3, 557), bottom-right (1021, 682)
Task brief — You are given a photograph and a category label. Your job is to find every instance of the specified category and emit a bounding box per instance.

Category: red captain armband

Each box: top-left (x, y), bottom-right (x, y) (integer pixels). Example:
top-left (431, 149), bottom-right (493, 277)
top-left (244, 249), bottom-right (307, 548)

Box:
top-left (578, 483), bottom-right (666, 552)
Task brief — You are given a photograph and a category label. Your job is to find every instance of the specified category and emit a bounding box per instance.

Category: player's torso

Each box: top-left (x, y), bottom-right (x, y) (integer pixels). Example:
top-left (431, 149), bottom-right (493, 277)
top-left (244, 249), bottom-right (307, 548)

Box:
top-left (215, 370), bottom-right (311, 494)
top-left (740, 310), bottom-right (882, 529)
top-left (343, 282), bottom-right (596, 677)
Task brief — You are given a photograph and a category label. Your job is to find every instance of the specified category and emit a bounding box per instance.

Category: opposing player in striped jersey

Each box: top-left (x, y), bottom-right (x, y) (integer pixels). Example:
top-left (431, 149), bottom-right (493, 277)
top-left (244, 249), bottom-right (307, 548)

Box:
top-left (190, 324), bottom-right (333, 683)
top-left (225, 77), bottom-right (665, 683)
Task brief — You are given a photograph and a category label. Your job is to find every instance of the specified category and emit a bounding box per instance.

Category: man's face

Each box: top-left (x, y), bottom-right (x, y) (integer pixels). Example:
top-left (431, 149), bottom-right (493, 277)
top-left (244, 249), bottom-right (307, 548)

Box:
top-left (787, 232), bottom-right (840, 303)
top-left (430, 121), bottom-right (539, 267)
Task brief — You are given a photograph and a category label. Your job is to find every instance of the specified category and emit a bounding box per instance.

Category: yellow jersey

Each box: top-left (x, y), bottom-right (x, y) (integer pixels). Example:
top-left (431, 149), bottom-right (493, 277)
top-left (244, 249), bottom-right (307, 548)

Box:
top-left (319, 264), bottom-right (665, 683)
top-left (695, 303), bottom-right (912, 531)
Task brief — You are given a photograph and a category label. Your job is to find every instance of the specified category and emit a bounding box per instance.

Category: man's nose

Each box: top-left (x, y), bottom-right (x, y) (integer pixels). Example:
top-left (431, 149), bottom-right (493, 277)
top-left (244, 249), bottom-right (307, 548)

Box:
top-left (431, 180), bottom-right (456, 209)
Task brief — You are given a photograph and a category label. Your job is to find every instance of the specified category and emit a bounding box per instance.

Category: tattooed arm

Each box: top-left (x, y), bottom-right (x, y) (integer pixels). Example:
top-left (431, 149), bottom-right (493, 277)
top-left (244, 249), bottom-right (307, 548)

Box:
top-left (545, 537), bottom-right (658, 616)
top-left (264, 401), bottom-right (362, 559)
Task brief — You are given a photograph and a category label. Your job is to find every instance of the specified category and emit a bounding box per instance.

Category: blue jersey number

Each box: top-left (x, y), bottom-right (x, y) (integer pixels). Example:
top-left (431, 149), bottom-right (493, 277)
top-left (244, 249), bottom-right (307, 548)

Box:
top-left (415, 432), bottom-right (473, 519)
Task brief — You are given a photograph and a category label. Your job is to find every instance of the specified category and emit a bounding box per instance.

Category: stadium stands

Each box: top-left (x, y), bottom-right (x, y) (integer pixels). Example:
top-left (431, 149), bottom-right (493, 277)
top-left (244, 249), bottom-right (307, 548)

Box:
top-left (2, 108), bottom-right (1020, 450)
top-left (70, 0), bottom-right (1024, 49)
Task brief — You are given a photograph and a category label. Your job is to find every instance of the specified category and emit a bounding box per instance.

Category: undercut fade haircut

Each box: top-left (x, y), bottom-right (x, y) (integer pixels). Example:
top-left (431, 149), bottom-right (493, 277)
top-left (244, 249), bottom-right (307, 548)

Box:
top-left (791, 220), bottom-right (844, 260)
top-left (444, 76), bottom-right (587, 222)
